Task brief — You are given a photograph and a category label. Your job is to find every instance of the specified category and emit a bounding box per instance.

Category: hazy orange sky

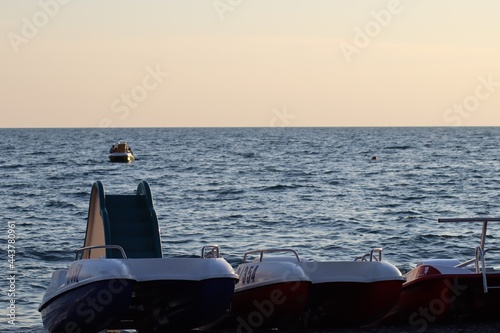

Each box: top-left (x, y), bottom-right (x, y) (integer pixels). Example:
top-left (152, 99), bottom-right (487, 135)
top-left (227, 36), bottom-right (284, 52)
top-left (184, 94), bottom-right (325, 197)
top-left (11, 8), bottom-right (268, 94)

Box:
top-left (1, 0), bottom-right (499, 127)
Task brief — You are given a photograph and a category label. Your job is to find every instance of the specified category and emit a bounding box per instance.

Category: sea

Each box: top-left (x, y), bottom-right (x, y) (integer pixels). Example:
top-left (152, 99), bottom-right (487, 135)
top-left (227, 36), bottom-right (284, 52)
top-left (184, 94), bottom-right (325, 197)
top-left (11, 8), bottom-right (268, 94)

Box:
top-left (2, 127), bottom-right (500, 333)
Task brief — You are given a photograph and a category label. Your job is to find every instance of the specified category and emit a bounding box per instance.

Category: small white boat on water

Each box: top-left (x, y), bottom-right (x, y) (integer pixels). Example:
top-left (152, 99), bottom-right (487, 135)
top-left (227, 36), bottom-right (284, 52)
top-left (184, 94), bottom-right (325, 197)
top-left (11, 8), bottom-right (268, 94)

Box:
top-left (109, 140), bottom-right (134, 163)
top-left (38, 181), bottom-right (238, 333)
top-left (226, 248), bottom-right (404, 329)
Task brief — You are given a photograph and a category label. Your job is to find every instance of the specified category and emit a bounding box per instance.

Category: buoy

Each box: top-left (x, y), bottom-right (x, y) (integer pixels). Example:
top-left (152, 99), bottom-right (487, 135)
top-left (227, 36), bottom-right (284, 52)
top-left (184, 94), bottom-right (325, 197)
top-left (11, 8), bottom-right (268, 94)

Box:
top-left (371, 156), bottom-right (377, 161)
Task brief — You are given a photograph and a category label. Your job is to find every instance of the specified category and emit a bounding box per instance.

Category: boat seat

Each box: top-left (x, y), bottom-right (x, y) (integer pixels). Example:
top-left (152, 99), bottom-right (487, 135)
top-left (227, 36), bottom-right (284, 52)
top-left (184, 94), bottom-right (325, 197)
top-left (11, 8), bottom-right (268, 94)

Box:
top-left (256, 256), bottom-right (300, 263)
top-left (417, 259), bottom-right (461, 267)
top-left (117, 143), bottom-right (127, 153)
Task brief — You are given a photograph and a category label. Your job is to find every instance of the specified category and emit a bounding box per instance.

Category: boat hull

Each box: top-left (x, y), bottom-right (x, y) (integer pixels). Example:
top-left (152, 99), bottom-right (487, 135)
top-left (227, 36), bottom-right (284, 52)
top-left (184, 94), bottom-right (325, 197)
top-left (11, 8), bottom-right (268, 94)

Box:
top-left (40, 258), bottom-right (238, 332)
top-left (381, 273), bottom-right (500, 327)
top-left (229, 281), bottom-right (310, 329)
top-left (305, 279), bottom-right (403, 327)
top-left (297, 260), bottom-right (404, 327)
top-left (216, 259), bottom-right (311, 330)
top-left (109, 153), bottom-right (134, 163)
top-left (41, 278), bottom-right (235, 333)
top-left (119, 278), bottom-right (236, 332)
top-left (40, 278), bottom-right (134, 333)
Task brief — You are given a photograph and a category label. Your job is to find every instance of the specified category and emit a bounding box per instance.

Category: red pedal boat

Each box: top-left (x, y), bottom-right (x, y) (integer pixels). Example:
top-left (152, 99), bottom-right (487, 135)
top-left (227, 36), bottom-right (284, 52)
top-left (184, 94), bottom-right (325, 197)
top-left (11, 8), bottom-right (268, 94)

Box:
top-left (380, 218), bottom-right (500, 330)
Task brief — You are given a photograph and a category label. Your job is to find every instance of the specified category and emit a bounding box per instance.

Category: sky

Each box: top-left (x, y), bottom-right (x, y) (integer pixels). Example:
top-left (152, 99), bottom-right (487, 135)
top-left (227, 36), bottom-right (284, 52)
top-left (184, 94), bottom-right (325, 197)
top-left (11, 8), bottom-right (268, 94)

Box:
top-left (1, 0), bottom-right (500, 128)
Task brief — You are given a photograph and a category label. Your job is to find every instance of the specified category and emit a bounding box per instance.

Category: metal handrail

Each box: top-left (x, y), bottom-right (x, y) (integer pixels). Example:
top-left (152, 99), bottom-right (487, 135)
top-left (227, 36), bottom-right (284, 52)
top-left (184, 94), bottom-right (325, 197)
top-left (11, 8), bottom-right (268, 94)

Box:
top-left (475, 246), bottom-right (488, 293)
top-left (438, 218), bottom-right (500, 294)
top-left (473, 247), bottom-right (500, 293)
top-left (242, 248), bottom-right (301, 263)
top-left (439, 218), bottom-right (500, 222)
top-left (454, 258), bottom-right (476, 269)
top-left (75, 245), bottom-right (128, 260)
top-left (438, 218), bottom-right (500, 251)
top-left (354, 248), bottom-right (383, 262)
top-left (201, 245), bottom-right (221, 258)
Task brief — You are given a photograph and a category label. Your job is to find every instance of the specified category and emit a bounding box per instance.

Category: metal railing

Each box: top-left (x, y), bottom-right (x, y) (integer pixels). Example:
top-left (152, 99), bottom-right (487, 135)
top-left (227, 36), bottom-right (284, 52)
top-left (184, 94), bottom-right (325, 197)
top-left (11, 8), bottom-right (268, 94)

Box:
top-left (201, 245), bottom-right (221, 258)
top-left (354, 248), bottom-right (383, 262)
top-left (439, 218), bottom-right (500, 294)
top-left (75, 245), bottom-right (128, 260)
top-left (474, 246), bottom-right (500, 293)
top-left (242, 248), bottom-right (301, 263)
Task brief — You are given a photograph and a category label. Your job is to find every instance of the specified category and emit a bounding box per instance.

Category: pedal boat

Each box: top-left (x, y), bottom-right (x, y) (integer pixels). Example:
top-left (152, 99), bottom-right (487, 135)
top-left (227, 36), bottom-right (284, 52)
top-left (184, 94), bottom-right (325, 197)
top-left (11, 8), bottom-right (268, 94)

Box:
top-left (301, 247), bottom-right (405, 327)
top-left (109, 140), bottom-right (134, 163)
top-left (38, 181), bottom-right (238, 333)
top-left (226, 248), bottom-right (403, 329)
top-left (227, 249), bottom-right (311, 330)
top-left (380, 218), bottom-right (500, 328)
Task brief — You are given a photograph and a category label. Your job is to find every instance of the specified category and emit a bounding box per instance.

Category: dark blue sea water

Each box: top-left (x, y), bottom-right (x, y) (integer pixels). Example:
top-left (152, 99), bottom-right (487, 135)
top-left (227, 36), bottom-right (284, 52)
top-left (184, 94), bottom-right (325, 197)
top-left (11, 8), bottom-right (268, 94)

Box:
top-left (2, 127), bottom-right (500, 332)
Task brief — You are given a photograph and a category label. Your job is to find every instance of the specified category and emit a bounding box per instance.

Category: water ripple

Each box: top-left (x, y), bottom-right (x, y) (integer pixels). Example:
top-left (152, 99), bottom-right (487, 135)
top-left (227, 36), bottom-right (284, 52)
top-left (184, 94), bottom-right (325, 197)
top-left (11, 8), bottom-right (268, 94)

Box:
top-left (2, 127), bottom-right (500, 331)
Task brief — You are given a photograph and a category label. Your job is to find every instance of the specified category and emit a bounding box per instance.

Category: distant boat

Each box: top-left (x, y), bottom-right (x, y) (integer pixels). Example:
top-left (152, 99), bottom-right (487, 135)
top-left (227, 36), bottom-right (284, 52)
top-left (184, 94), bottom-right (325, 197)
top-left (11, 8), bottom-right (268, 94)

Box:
top-left (109, 140), bottom-right (134, 162)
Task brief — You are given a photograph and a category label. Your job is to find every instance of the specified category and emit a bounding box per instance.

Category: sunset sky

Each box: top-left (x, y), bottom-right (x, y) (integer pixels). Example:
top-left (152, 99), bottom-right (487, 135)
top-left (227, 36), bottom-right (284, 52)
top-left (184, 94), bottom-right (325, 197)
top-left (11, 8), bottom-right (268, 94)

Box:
top-left (1, 0), bottom-right (499, 127)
